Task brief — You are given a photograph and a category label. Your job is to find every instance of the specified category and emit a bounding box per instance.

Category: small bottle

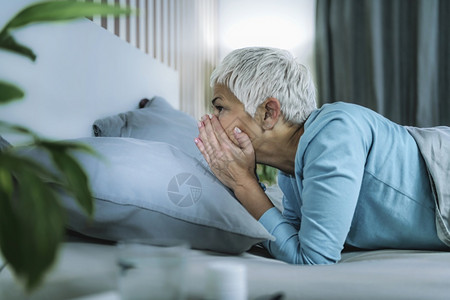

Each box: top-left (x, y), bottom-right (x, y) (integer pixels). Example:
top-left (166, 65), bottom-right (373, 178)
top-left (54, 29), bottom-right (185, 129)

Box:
top-left (204, 261), bottom-right (247, 300)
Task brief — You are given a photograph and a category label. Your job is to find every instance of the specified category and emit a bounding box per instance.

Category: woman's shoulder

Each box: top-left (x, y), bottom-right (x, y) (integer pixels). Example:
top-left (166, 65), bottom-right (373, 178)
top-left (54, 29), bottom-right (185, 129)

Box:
top-left (298, 102), bottom-right (383, 160)
top-left (305, 101), bottom-right (388, 131)
top-left (316, 101), bottom-right (374, 118)
top-left (305, 102), bottom-right (365, 134)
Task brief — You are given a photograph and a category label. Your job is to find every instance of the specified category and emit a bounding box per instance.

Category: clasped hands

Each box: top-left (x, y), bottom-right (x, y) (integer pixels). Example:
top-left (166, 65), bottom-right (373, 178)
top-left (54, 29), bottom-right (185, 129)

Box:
top-left (194, 114), bottom-right (257, 192)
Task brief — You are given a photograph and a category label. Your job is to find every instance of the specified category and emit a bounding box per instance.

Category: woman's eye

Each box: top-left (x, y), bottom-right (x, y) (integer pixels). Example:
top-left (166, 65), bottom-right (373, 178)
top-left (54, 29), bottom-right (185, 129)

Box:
top-left (214, 105), bottom-right (223, 112)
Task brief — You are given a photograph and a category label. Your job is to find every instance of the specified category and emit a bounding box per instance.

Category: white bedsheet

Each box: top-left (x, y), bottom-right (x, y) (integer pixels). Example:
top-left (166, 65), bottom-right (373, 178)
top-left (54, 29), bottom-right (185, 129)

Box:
top-left (1, 242), bottom-right (450, 300)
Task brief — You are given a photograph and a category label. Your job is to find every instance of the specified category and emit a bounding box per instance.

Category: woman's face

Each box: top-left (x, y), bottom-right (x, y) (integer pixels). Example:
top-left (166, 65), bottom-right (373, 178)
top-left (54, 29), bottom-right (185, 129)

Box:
top-left (211, 84), bottom-right (263, 147)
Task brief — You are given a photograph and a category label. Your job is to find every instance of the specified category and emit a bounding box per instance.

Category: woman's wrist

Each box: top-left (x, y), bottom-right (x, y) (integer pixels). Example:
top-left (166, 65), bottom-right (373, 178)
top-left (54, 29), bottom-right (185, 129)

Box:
top-left (233, 179), bottom-right (274, 220)
top-left (231, 174), bottom-right (258, 192)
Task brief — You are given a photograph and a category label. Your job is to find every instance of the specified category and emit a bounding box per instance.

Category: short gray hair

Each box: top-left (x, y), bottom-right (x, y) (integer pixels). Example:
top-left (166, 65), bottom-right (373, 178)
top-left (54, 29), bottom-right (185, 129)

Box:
top-left (210, 47), bottom-right (317, 125)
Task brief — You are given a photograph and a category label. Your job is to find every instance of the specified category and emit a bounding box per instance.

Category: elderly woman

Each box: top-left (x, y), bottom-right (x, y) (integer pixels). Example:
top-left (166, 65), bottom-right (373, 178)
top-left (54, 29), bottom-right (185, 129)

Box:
top-left (194, 47), bottom-right (450, 265)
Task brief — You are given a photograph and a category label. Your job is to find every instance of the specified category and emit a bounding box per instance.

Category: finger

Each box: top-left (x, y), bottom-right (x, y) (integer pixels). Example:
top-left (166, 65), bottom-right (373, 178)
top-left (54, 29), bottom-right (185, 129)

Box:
top-left (210, 114), bottom-right (234, 147)
top-left (233, 127), bottom-right (254, 156)
top-left (197, 119), bottom-right (216, 159)
top-left (194, 137), bottom-right (211, 164)
top-left (201, 114), bottom-right (222, 150)
top-left (198, 117), bottom-right (223, 162)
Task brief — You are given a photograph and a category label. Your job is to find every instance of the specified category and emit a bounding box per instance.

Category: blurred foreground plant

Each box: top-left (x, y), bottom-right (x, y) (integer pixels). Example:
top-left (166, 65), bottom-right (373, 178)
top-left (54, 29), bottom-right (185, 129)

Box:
top-left (0, 0), bottom-right (131, 291)
top-left (257, 164), bottom-right (278, 186)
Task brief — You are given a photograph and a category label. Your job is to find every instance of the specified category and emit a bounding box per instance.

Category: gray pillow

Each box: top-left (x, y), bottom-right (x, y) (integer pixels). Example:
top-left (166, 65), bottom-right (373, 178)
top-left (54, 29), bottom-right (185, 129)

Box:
top-left (18, 137), bottom-right (273, 254)
top-left (92, 96), bottom-right (200, 159)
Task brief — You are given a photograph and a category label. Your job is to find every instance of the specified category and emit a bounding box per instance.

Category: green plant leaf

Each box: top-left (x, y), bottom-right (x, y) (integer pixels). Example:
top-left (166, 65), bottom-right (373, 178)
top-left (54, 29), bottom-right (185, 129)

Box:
top-left (0, 81), bottom-right (25, 104)
top-left (256, 164), bottom-right (278, 185)
top-left (0, 156), bottom-right (65, 291)
top-left (0, 0), bottom-right (130, 292)
top-left (0, 167), bottom-right (13, 200)
top-left (35, 140), bottom-right (97, 216)
top-left (0, 31), bottom-right (36, 61)
top-left (0, 169), bottom-right (21, 273)
top-left (0, 1), bottom-right (131, 61)
top-left (40, 140), bottom-right (99, 158)
top-left (0, 120), bottom-right (40, 142)
top-left (48, 150), bottom-right (94, 216)
top-left (6, 142), bottom-right (96, 216)
top-left (3, 151), bottom-right (59, 182)
top-left (1, 1), bottom-right (132, 32)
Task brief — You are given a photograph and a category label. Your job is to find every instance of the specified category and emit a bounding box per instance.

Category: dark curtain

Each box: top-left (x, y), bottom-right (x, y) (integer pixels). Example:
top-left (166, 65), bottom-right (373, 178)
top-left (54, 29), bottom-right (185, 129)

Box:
top-left (315, 0), bottom-right (450, 127)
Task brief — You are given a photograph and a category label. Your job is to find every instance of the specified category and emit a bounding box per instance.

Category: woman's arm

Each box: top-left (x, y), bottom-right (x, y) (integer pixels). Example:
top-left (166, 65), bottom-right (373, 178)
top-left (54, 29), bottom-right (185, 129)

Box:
top-left (195, 112), bottom-right (367, 265)
top-left (260, 113), bottom-right (367, 265)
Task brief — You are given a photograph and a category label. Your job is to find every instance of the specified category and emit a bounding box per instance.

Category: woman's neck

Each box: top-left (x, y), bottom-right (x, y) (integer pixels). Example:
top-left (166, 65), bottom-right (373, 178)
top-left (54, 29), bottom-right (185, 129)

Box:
top-left (255, 124), bottom-right (304, 175)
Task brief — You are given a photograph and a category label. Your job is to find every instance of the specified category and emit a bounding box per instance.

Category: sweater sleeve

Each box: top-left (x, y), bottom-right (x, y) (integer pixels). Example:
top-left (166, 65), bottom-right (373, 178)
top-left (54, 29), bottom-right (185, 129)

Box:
top-left (259, 109), bottom-right (369, 265)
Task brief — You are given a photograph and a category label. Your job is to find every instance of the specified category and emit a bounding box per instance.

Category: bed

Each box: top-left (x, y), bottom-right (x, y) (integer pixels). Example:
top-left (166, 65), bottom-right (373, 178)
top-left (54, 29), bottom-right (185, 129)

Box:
top-left (1, 9), bottom-right (450, 300)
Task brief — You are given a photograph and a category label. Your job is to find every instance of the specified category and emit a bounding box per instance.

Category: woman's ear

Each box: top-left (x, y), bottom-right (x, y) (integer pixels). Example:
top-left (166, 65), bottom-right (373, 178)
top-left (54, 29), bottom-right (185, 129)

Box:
top-left (261, 98), bottom-right (281, 130)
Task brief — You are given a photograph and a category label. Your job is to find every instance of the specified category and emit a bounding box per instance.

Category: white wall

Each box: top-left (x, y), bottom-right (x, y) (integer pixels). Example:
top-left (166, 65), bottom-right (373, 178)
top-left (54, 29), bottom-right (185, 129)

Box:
top-left (1, 0), bottom-right (316, 129)
top-left (218, 0), bottom-right (316, 73)
top-left (0, 0), bottom-right (179, 144)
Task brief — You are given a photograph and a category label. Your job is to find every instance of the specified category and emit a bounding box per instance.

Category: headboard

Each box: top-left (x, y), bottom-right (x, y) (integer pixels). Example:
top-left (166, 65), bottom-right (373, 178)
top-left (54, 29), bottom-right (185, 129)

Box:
top-left (0, 14), bottom-right (179, 145)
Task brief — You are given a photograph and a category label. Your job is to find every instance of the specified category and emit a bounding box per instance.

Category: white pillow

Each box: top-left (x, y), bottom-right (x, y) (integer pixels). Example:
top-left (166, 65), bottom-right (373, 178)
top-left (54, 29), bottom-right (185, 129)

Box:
top-left (19, 137), bottom-right (273, 254)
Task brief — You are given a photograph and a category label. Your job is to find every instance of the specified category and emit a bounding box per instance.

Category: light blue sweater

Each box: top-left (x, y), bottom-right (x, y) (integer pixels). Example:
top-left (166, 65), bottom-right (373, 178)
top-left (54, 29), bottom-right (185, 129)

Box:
top-left (259, 102), bottom-right (448, 265)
